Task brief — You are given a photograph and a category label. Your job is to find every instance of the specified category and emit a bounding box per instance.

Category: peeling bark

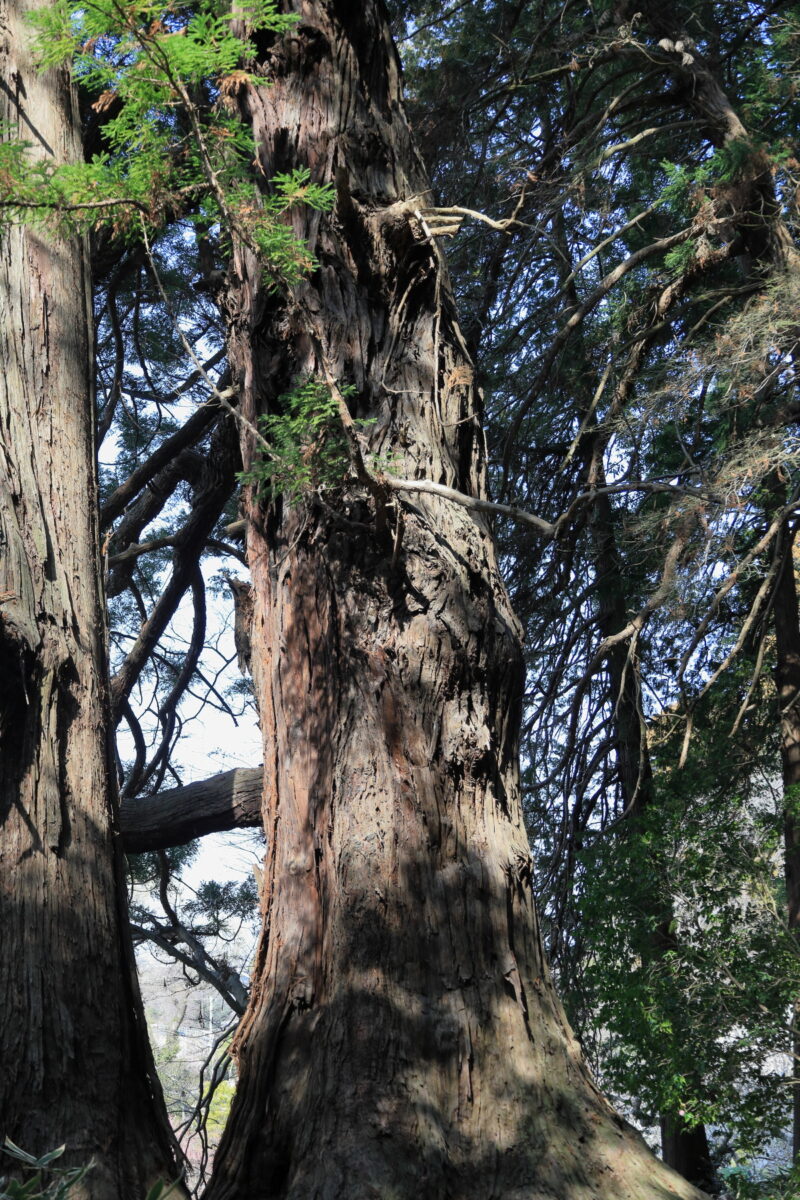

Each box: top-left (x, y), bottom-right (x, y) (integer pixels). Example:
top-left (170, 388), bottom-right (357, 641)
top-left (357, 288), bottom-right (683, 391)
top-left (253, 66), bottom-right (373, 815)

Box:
top-left (204, 4), bottom-right (707, 1197)
top-left (0, 1), bottom-right (182, 1192)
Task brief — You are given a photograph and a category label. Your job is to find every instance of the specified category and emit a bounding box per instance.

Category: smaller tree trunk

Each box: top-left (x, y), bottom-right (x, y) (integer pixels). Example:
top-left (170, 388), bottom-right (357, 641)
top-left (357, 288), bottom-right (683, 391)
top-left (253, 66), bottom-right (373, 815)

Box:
top-left (587, 481), bottom-right (716, 1192)
top-left (0, 1), bottom-right (183, 1193)
top-left (771, 530), bottom-right (800, 1163)
top-left (660, 1116), bottom-right (716, 1195)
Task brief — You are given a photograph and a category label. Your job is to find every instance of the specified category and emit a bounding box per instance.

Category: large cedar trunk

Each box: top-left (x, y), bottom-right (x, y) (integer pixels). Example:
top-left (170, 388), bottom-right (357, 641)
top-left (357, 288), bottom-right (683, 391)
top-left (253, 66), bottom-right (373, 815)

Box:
top-left (207, 4), bottom-right (706, 1197)
top-left (0, 2), bottom-right (183, 1193)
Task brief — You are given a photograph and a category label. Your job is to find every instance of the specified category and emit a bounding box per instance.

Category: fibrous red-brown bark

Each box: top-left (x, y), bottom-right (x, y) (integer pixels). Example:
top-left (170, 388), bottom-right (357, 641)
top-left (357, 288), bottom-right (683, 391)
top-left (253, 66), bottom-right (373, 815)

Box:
top-left (205, 4), bottom-right (706, 1197)
top-left (0, 2), bottom-right (183, 1192)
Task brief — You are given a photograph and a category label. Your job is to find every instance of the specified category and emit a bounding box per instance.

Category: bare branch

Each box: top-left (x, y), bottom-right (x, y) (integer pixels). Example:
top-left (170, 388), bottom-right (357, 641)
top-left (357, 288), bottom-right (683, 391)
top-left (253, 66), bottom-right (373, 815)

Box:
top-left (386, 476), bottom-right (556, 537)
top-left (101, 399), bottom-right (222, 530)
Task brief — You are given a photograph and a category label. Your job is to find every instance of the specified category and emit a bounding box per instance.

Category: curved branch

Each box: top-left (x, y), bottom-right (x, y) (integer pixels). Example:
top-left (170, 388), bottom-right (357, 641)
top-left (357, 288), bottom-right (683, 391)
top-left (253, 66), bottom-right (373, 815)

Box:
top-left (129, 917), bottom-right (248, 1015)
top-left (386, 476), bottom-right (556, 537)
top-left (110, 421), bottom-right (239, 715)
top-left (134, 566), bottom-right (208, 800)
top-left (501, 224), bottom-right (695, 481)
top-left (101, 397), bottom-right (225, 531)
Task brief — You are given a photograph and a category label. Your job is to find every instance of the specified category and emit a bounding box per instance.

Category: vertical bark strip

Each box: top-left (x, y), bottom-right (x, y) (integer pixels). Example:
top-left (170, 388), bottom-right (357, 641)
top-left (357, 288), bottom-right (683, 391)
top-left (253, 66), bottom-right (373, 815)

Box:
top-left (207, 4), bottom-right (706, 1197)
top-left (0, 2), bottom-right (182, 1194)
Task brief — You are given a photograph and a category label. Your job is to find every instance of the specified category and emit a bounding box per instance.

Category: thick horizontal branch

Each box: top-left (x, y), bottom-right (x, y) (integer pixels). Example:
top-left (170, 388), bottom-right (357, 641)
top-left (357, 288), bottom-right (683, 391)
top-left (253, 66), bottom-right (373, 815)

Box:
top-left (0, 196), bottom-right (150, 214)
top-left (224, 518), bottom-right (248, 539)
top-left (119, 766), bottom-right (263, 853)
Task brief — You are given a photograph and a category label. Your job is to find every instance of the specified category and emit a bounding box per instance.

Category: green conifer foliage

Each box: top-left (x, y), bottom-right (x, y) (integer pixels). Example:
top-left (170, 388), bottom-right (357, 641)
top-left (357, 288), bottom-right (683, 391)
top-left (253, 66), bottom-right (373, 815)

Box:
top-left (0, 0), bottom-right (332, 281)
